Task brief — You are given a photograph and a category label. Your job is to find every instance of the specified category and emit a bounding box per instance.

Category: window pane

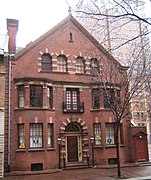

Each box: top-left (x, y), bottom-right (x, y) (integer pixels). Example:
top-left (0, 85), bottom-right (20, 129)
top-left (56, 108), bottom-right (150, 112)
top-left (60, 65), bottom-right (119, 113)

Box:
top-left (94, 123), bottom-right (101, 145)
top-left (90, 58), bottom-right (99, 75)
top-left (66, 89), bottom-right (79, 111)
top-left (92, 89), bottom-right (100, 109)
top-left (30, 123), bottom-right (43, 148)
top-left (18, 124), bottom-right (25, 148)
top-left (18, 86), bottom-right (24, 108)
top-left (30, 85), bottom-right (43, 107)
top-left (41, 54), bottom-right (52, 71)
top-left (57, 55), bottom-right (67, 72)
top-left (106, 123), bottom-right (115, 145)
top-left (76, 57), bottom-right (85, 73)
top-left (47, 87), bottom-right (53, 108)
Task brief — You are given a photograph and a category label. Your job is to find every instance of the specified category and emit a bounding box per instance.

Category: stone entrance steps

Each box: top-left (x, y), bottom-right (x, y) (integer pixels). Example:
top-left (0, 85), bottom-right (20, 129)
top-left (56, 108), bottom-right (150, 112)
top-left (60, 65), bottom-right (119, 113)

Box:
top-left (63, 162), bottom-right (90, 170)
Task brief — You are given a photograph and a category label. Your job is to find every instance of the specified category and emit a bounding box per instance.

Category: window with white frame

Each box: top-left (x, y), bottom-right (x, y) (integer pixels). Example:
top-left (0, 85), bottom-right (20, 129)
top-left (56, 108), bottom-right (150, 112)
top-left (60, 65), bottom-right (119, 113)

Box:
top-left (66, 88), bottom-right (79, 111)
top-left (106, 123), bottom-right (115, 145)
top-left (48, 123), bottom-right (53, 147)
top-left (30, 85), bottom-right (43, 107)
top-left (18, 85), bottom-right (24, 108)
top-left (76, 57), bottom-right (85, 74)
top-left (18, 124), bottom-right (25, 148)
top-left (47, 87), bottom-right (53, 108)
top-left (57, 55), bottom-right (67, 72)
top-left (93, 123), bottom-right (101, 145)
top-left (41, 53), bottom-right (52, 71)
top-left (30, 123), bottom-right (43, 148)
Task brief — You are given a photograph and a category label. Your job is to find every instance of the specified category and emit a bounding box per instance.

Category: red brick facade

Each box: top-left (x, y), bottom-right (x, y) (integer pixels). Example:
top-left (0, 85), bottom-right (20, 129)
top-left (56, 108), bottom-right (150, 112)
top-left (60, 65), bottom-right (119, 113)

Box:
top-left (9, 15), bottom-right (132, 172)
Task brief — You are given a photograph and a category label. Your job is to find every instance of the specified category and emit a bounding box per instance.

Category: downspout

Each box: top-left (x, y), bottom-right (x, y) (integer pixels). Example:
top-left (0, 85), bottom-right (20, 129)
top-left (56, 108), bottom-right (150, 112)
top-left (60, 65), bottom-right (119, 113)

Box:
top-left (7, 54), bottom-right (12, 172)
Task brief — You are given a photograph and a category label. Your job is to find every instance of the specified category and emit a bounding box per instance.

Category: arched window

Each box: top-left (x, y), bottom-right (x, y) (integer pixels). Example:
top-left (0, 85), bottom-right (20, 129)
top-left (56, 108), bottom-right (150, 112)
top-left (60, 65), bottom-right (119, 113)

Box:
top-left (65, 122), bottom-right (81, 132)
top-left (41, 53), bottom-right (52, 71)
top-left (76, 57), bottom-right (85, 74)
top-left (57, 55), bottom-right (67, 72)
top-left (90, 58), bottom-right (99, 75)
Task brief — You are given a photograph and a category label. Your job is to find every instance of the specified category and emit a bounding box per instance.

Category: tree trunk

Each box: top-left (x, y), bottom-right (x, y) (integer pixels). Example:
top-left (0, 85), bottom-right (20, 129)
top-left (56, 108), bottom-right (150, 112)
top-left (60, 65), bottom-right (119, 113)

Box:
top-left (115, 122), bottom-right (121, 178)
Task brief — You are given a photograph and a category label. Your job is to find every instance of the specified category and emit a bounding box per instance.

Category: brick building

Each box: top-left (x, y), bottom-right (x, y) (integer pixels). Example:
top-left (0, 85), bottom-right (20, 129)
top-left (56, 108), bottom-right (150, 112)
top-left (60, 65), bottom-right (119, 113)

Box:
top-left (8, 15), bottom-right (137, 172)
top-left (0, 28), bottom-right (8, 177)
top-left (3, 19), bottom-right (19, 173)
top-left (0, 43), bottom-right (5, 178)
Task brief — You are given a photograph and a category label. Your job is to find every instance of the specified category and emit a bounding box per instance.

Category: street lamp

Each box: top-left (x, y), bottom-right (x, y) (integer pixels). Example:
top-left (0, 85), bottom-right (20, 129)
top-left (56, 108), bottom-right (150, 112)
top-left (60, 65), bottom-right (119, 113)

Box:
top-left (90, 136), bottom-right (95, 167)
top-left (57, 137), bottom-right (61, 169)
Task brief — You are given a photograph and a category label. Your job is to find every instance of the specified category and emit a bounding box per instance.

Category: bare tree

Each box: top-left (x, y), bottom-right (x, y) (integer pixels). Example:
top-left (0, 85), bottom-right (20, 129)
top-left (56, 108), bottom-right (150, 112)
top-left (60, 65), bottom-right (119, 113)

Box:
top-left (88, 43), bottom-right (150, 177)
top-left (65, 0), bottom-right (151, 177)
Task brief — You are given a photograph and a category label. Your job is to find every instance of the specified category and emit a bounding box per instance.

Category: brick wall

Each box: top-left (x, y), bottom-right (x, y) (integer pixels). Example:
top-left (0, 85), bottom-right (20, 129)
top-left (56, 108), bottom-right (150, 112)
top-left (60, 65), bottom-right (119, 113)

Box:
top-left (9, 16), bottom-right (131, 172)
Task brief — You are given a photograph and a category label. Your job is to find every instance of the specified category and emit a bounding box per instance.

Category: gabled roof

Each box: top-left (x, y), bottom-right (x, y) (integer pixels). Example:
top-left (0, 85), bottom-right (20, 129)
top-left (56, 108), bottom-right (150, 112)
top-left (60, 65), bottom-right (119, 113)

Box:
top-left (15, 14), bottom-right (126, 69)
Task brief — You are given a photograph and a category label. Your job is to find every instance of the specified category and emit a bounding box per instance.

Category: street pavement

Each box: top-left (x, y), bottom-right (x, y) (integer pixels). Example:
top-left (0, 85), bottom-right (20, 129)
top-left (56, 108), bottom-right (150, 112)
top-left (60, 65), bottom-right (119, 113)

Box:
top-left (2, 164), bottom-right (151, 180)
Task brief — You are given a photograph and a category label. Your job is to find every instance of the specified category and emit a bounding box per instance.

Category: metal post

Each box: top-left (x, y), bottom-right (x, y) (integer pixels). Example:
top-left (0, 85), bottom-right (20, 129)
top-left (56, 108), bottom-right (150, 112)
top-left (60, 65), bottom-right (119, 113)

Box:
top-left (87, 153), bottom-right (89, 167)
top-left (91, 136), bottom-right (95, 167)
top-left (63, 153), bottom-right (66, 169)
top-left (57, 137), bottom-right (61, 169)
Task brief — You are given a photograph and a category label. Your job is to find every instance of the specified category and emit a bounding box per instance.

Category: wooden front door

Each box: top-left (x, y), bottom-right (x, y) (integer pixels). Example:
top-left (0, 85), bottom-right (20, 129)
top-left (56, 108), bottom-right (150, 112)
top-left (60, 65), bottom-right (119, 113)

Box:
top-left (133, 133), bottom-right (148, 161)
top-left (67, 136), bottom-right (78, 162)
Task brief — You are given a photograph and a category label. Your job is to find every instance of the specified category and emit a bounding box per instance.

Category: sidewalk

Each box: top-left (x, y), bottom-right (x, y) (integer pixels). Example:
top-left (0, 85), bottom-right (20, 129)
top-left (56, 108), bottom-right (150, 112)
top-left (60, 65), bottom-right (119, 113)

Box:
top-left (128, 177), bottom-right (151, 180)
top-left (4, 162), bottom-right (139, 177)
top-left (3, 162), bottom-right (151, 180)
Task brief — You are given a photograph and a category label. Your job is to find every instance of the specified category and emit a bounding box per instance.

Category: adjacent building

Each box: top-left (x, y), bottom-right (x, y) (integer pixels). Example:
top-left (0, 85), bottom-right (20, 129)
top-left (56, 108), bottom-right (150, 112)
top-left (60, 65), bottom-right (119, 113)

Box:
top-left (4, 19), bottom-right (19, 173)
top-left (0, 40), bottom-right (5, 178)
top-left (0, 28), bottom-right (8, 177)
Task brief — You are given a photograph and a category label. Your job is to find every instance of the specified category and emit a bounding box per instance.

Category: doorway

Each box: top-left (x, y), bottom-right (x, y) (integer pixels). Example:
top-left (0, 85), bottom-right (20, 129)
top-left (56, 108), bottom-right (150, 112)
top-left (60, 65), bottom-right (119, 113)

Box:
top-left (67, 136), bottom-right (78, 162)
top-left (133, 132), bottom-right (148, 161)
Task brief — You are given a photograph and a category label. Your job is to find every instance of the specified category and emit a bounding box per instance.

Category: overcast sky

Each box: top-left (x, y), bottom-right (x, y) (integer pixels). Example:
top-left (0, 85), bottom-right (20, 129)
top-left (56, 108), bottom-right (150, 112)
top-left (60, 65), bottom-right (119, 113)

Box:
top-left (0, 0), bottom-right (151, 48)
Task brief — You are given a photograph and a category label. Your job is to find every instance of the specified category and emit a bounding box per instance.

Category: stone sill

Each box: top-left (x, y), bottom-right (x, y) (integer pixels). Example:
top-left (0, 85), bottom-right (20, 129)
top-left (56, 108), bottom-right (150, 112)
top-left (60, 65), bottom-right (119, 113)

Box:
top-left (47, 148), bottom-right (55, 151)
top-left (28, 148), bottom-right (45, 152)
top-left (15, 107), bottom-right (55, 111)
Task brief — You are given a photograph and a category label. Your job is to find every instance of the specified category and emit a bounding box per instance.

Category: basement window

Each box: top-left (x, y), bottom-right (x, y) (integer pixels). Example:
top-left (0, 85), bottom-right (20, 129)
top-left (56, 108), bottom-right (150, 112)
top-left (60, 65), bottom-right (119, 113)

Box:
top-left (31, 163), bottom-right (43, 171)
top-left (108, 158), bottom-right (117, 165)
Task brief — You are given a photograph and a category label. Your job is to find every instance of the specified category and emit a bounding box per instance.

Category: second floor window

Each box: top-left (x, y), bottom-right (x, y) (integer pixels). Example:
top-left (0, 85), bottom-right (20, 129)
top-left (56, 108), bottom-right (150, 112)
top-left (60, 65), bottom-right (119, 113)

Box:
top-left (92, 89), bottom-right (100, 109)
top-left (18, 85), bottom-right (24, 108)
top-left (41, 53), bottom-right (52, 71)
top-left (30, 85), bottom-right (43, 107)
top-left (103, 89), bottom-right (120, 109)
top-left (47, 87), bottom-right (53, 108)
top-left (76, 57), bottom-right (85, 74)
top-left (57, 55), bottom-right (67, 72)
top-left (66, 88), bottom-right (79, 111)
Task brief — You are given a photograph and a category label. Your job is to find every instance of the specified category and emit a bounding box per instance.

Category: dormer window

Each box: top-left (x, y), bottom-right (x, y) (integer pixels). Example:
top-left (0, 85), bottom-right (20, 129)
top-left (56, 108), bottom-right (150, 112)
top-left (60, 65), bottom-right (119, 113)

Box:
top-left (57, 54), bottom-right (67, 72)
top-left (76, 57), bottom-right (85, 74)
top-left (41, 53), bottom-right (52, 71)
